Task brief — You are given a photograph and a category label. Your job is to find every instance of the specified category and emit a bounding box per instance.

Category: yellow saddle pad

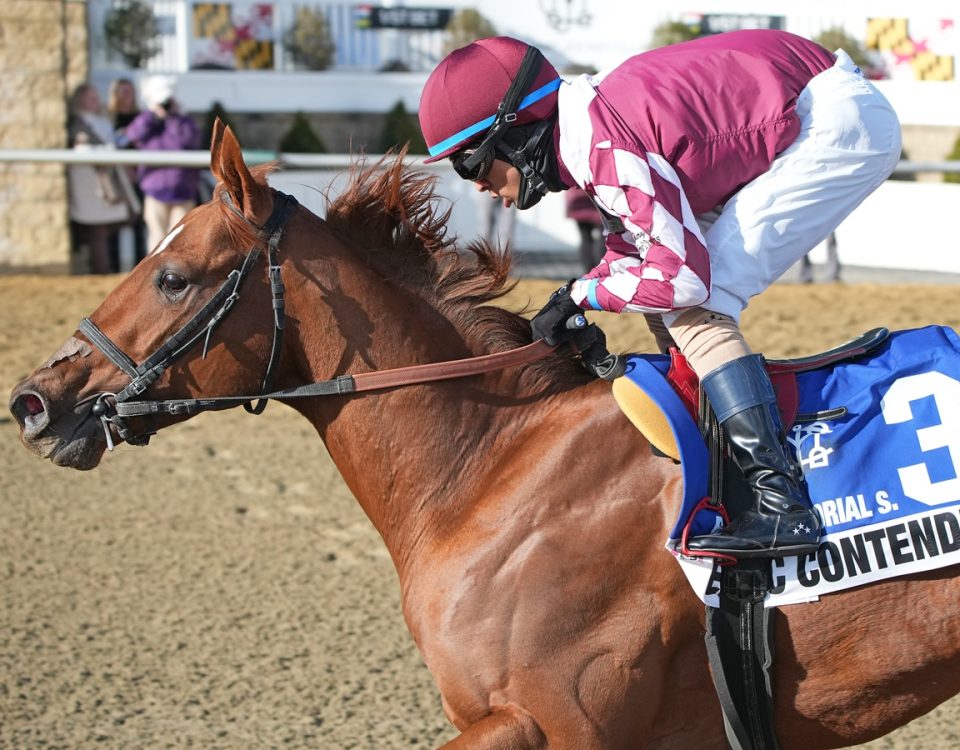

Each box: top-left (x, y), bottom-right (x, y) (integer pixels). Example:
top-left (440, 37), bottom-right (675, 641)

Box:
top-left (612, 376), bottom-right (681, 462)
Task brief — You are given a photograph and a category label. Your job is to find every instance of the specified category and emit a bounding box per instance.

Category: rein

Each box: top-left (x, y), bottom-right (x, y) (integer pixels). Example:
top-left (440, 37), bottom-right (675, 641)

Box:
top-left (111, 340), bottom-right (557, 421)
top-left (76, 188), bottom-right (557, 449)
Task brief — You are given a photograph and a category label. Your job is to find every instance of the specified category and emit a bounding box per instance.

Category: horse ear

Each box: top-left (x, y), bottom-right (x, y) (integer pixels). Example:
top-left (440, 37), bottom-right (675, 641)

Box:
top-left (209, 117), bottom-right (226, 180)
top-left (212, 122), bottom-right (273, 225)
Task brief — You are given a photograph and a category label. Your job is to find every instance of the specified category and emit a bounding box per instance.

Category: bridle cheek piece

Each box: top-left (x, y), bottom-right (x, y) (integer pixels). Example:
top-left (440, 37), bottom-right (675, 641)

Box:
top-left (78, 190), bottom-right (299, 449)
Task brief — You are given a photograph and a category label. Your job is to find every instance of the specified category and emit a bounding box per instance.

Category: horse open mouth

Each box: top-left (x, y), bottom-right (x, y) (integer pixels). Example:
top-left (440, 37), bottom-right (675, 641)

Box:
top-left (9, 388), bottom-right (110, 470)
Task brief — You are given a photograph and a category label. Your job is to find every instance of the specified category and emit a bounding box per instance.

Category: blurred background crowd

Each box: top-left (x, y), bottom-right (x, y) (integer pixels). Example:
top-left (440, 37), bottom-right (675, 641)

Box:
top-left (2, 1), bottom-right (959, 279)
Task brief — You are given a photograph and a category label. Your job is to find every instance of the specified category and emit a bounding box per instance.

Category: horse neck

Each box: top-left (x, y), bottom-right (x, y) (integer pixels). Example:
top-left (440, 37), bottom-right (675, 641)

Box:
top-left (280, 248), bottom-right (549, 574)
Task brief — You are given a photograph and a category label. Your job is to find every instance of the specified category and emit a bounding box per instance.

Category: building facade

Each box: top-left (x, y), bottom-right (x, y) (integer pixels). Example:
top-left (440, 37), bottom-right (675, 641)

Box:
top-left (1, 1), bottom-right (958, 271)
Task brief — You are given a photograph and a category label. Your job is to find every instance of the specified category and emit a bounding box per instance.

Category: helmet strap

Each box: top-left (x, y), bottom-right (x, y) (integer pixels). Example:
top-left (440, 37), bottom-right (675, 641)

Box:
top-left (460, 46), bottom-right (546, 174)
top-left (498, 114), bottom-right (562, 210)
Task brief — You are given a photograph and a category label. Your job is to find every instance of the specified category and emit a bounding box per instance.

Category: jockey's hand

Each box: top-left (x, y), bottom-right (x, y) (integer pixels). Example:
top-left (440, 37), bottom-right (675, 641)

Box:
top-left (531, 283), bottom-right (584, 346)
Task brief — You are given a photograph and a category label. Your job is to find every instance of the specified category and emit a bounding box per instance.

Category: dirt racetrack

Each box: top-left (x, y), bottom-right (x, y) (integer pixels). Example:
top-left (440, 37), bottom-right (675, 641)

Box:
top-left (2, 273), bottom-right (959, 749)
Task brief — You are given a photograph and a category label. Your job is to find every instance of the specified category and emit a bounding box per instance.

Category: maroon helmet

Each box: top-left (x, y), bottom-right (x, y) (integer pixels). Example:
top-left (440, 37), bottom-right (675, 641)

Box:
top-left (419, 37), bottom-right (561, 165)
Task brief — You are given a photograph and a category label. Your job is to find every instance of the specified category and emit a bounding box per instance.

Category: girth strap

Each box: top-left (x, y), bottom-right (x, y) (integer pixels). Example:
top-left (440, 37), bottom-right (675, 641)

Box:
top-left (706, 561), bottom-right (781, 750)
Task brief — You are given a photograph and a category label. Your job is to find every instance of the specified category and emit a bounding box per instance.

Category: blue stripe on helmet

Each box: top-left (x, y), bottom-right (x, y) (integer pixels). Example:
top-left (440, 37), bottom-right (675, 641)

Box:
top-left (427, 77), bottom-right (563, 157)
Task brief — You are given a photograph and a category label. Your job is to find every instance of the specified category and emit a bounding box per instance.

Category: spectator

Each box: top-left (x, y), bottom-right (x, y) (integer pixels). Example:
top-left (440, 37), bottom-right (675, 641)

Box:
top-left (107, 77), bottom-right (147, 267)
top-left (107, 77), bottom-right (140, 136)
top-left (564, 187), bottom-right (604, 271)
top-left (126, 76), bottom-right (202, 253)
top-left (66, 83), bottom-right (139, 274)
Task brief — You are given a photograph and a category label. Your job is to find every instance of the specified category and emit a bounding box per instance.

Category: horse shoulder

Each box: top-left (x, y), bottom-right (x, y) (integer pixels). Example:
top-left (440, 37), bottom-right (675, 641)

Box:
top-left (399, 381), bottom-right (698, 741)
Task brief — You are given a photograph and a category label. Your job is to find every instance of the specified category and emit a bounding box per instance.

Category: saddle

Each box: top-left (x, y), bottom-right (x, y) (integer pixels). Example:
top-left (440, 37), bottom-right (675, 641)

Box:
top-left (613, 327), bottom-right (889, 466)
top-left (666, 326), bottom-right (890, 434)
top-left (612, 327), bottom-right (892, 750)
top-left (612, 326), bottom-right (893, 561)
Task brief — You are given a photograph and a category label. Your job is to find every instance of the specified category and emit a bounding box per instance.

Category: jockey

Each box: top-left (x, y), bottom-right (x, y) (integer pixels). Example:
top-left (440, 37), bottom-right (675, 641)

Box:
top-left (417, 31), bottom-right (901, 559)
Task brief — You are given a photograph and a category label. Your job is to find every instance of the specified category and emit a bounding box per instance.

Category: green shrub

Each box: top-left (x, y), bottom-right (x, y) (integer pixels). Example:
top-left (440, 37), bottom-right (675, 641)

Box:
top-left (814, 28), bottom-right (877, 76)
top-left (945, 134), bottom-right (960, 184)
top-left (443, 10), bottom-right (497, 56)
top-left (104, 0), bottom-right (161, 68)
top-left (284, 6), bottom-right (336, 71)
top-left (379, 100), bottom-right (427, 154)
top-left (201, 102), bottom-right (240, 150)
top-left (649, 21), bottom-right (700, 48)
top-left (279, 112), bottom-right (328, 153)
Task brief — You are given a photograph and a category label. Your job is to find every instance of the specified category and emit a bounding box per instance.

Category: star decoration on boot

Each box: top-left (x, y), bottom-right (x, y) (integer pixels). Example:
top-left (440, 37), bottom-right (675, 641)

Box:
top-left (792, 523), bottom-right (812, 535)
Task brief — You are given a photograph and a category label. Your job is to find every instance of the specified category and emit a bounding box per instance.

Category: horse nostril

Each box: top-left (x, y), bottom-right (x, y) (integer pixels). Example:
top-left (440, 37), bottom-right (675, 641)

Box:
top-left (20, 393), bottom-right (44, 417)
top-left (10, 390), bottom-right (50, 435)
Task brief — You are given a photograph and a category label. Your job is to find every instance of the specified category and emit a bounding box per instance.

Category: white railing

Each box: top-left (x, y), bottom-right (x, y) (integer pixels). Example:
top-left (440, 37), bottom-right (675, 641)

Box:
top-left (0, 148), bottom-right (441, 169)
top-left (3, 149), bottom-right (959, 175)
top-left (3, 150), bottom-right (960, 275)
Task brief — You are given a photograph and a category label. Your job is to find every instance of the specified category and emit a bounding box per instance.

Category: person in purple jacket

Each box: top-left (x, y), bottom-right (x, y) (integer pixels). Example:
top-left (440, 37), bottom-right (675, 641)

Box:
top-left (125, 76), bottom-right (202, 253)
top-left (418, 31), bottom-right (902, 558)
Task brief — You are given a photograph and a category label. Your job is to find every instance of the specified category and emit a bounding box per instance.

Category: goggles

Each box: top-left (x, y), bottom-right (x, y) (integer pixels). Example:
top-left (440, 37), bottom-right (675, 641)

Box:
top-left (450, 147), bottom-right (496, 182)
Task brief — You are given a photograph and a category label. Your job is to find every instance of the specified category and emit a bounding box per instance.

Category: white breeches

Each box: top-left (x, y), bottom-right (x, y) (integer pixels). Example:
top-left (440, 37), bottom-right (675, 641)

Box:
top-left (683, 49), bottom-right (902, 324)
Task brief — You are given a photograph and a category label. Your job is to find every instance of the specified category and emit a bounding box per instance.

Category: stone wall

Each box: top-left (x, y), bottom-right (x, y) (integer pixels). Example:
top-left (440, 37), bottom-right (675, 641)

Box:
top-left (0, 0), bottom-right (85, 273)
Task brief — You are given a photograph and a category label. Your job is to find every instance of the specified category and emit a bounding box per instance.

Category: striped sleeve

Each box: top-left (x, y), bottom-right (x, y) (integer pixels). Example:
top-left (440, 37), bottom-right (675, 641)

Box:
top-left (569, 144), bottom-right (711, 314)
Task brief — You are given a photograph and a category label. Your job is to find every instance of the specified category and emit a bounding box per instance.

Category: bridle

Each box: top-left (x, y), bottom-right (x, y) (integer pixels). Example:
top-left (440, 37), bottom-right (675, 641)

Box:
top-left (76, 188), bottom-right (559, 450)
top-left (78, 190), bottom-right (298, 448)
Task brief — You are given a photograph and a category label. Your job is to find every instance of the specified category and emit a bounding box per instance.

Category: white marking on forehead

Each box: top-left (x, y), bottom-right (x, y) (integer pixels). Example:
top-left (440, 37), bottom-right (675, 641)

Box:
top-left (154, 224), bottom-right (185, 254)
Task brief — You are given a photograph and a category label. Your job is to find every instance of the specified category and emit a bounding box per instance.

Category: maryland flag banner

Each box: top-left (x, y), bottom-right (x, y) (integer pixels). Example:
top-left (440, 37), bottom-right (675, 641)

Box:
top-left (867, 17), bottom-right (955, 81)
top-left (192, 2), bottom-right (275, 70)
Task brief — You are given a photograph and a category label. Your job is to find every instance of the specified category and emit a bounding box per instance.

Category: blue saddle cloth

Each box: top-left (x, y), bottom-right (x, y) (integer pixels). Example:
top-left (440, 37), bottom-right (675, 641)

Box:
top-left (622, 325), bottom-right (960, 548)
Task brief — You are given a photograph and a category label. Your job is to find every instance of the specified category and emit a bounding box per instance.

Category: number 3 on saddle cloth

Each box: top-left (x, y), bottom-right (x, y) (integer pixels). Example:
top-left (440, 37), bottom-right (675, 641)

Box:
top-left (613, 325), bottom-right (960, 608)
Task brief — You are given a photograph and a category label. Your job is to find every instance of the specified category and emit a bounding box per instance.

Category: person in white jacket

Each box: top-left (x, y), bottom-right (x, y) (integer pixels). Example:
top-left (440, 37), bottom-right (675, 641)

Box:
top-left (67, 84), bottom-right (138, 274)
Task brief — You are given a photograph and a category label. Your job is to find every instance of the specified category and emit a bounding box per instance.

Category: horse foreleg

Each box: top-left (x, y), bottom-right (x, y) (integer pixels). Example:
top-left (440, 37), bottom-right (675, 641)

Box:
top-left (439, 708), bottom-right (546, 750)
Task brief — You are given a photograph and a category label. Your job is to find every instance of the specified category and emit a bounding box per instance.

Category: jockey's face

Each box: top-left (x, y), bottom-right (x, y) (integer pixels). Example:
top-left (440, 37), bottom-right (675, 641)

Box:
top-left (474, 158), bottom-right (521, 209)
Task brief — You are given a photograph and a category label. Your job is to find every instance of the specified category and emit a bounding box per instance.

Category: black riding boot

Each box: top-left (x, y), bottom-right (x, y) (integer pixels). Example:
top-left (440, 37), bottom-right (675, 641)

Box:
top-left (685, 354), bottom-right (822, 558)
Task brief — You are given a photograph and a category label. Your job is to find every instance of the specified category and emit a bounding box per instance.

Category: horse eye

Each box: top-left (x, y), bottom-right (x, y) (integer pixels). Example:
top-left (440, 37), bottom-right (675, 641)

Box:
top-left (159, 272), bottom-right (188, 294)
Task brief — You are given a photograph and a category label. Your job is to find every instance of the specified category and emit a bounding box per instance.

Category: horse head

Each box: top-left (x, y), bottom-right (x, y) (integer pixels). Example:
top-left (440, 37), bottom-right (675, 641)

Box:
top-left (10, 118), bottom-right (581, 475)
top-left (9, 120), bottom-right (293, 469)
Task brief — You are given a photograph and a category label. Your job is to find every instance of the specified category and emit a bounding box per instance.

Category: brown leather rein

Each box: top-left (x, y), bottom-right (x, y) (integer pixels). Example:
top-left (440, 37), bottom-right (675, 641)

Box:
top-left (348, 340), bottom-right (557, 391)
top-left (107, 339), bottom-right (558, 422)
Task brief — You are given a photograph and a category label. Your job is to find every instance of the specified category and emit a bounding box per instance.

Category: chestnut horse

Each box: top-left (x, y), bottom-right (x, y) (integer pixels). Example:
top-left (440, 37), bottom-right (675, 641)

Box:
top-left (10, 123), bottom-right (960, 749)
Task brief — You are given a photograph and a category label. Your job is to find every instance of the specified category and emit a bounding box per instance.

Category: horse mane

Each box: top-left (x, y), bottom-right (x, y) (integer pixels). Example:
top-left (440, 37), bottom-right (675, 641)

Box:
top-left (215, 154), bottom-right (589, 390)
top-left (323, 151), bottom-right (590, 389)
